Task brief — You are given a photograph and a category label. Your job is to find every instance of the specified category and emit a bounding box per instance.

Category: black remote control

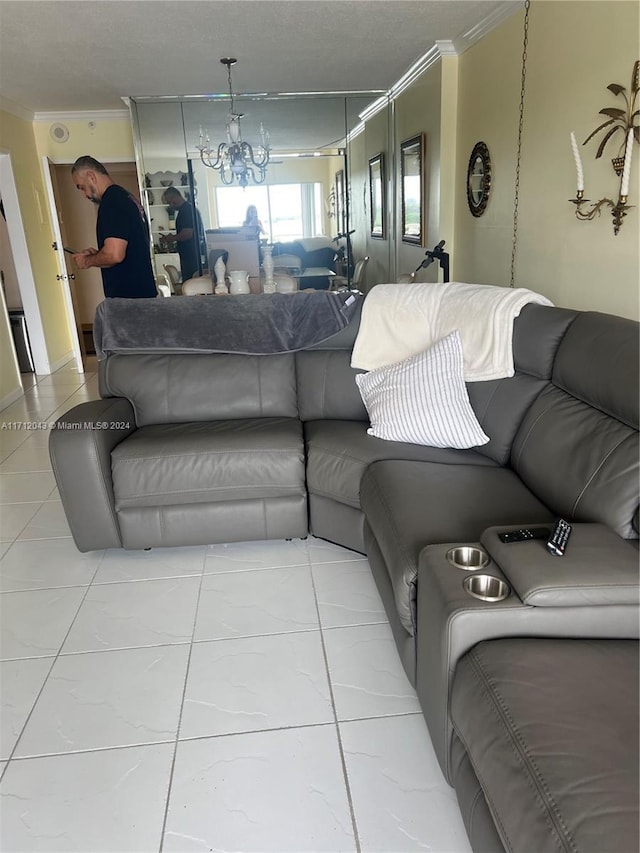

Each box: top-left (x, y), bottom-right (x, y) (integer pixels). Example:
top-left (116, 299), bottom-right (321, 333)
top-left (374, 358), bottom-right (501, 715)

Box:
top-left (547, 519), bottom-right (572, 556)
top-left (498, 527), bottom-right (550, 543)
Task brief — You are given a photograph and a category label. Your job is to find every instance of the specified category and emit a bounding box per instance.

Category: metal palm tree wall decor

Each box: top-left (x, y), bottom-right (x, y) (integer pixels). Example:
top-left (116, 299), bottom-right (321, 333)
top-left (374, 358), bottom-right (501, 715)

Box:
top-left (569, 61), bottom-right (639, 235)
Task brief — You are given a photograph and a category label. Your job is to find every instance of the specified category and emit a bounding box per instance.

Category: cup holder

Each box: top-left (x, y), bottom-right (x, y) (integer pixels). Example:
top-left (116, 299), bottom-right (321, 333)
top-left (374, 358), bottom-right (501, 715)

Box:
top-left (463, 574), bottom-right (511, 602)
top-left (446, 546), bottom-right (490, 571)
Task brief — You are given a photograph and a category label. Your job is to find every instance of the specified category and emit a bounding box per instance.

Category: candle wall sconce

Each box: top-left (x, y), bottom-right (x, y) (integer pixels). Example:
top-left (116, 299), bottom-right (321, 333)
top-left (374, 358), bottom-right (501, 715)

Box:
top-left (569, 60), bottom-right (638, 235)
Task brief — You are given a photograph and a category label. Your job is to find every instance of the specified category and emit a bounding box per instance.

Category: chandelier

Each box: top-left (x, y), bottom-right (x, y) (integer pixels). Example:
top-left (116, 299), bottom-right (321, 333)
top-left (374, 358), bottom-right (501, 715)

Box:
top-left (197, 58), bottom-right (270, 188)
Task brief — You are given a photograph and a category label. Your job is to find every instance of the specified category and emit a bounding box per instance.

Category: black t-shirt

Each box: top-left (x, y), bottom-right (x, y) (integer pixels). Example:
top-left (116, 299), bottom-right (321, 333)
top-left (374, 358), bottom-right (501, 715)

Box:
top-left (175, 202), bottom-right (205, 281)
top-left (97, 185), bottom-right (157, 298)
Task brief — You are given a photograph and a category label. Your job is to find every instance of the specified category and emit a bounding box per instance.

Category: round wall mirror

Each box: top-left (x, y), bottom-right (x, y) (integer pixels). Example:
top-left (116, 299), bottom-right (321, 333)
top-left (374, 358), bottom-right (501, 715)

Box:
top-left (466, 141), bottom-right (491, 217)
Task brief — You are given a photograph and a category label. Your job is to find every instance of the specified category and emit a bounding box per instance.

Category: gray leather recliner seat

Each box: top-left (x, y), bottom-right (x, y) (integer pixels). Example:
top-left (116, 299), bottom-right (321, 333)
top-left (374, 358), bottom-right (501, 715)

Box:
top-left (450, 638), bottom-right (639, 853)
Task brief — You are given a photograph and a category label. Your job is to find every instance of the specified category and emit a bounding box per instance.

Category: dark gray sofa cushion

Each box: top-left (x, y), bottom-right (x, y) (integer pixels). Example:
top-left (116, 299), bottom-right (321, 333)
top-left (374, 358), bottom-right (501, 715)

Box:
top-left (467, 304), bottom-right (576, 465)
top-left (512, 311), bottom-right (639, 539)
top-left (305, 420), bottom-right (496, 509)
top-left (100, 352), bottom-right (298, 426)
top-left (296, 350), bottom-right (367, 421)
top-left (360, 460), bottom-right (552, 634)
top-left (112, 418), bottom-right (305, 508)
top-left (451, 638), bottom-right (639, 853)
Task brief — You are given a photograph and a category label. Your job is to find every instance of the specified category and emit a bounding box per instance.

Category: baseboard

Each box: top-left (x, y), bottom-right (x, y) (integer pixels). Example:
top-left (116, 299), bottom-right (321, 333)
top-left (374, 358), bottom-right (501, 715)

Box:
top-left (47, 351), bottom-right (76, 374)
top-left (0, 385), bottom-right (25, 412)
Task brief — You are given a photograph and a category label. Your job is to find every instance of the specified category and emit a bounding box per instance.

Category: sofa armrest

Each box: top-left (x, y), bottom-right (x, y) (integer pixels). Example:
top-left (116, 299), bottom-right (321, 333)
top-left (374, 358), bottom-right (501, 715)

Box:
top-left (481, 523), bottom-right (639, 607)
top-left (49, 398), bottom-right (136, 552)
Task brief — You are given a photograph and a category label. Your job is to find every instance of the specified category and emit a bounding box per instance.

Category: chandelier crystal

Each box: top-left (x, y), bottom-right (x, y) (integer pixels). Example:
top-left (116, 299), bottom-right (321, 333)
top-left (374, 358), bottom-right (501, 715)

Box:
top-left (197, 58), bottom-right (270, 188)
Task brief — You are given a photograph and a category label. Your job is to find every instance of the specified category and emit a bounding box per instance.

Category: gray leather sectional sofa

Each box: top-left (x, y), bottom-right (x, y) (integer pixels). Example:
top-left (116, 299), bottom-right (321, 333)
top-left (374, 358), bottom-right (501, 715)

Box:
top-left (50, 298), bottom-right (639, 853)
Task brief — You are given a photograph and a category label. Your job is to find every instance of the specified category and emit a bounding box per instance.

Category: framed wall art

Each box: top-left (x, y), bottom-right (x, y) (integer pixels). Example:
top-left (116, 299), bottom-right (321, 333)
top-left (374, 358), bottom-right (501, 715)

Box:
top-left (466, 141), bottom-right (492, 217)
top-left (400, 133), bottom-right (426, 245)
top-left (368, 153), bottom-right (385, 238)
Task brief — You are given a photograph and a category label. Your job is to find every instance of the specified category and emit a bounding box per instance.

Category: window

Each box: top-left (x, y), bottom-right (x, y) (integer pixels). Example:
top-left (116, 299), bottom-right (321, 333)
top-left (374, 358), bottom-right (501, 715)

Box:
top-left (215, 183), bottom-right (322, 241)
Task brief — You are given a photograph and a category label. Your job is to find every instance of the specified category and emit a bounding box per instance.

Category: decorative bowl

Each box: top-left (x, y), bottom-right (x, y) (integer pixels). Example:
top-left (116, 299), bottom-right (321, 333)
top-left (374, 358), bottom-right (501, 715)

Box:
top-left (160, 180), bottom-right (173, 187)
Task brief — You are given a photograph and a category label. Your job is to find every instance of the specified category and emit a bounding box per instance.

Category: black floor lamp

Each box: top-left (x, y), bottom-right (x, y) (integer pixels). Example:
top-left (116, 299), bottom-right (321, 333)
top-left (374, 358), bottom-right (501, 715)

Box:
top-left (415, 239), bottom-right (450, 283)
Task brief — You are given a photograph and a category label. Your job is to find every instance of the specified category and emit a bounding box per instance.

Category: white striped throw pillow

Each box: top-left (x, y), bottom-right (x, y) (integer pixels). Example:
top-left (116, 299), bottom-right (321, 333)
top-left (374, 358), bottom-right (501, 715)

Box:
top-left (355, 330), bottom-right (490, 448)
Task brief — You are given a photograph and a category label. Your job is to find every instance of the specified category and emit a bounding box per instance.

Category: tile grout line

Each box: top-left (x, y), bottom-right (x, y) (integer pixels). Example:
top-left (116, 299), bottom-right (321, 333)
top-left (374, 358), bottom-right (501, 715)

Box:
top-left (4, 713), bottom-right (425, 764)
top-left (308, 551), bottom-right (362, 853)
top-left (158, 546), bottom-right (208, 852)
top-left (0, 549), bottom-right (106, 782)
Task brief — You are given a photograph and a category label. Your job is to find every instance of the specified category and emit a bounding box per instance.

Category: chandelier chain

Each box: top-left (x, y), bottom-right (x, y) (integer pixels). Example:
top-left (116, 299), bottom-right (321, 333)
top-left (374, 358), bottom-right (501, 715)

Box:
top-left (226, 60), bottom-right (236, 116)
top-left (510, 0), bottom-right (530, 288)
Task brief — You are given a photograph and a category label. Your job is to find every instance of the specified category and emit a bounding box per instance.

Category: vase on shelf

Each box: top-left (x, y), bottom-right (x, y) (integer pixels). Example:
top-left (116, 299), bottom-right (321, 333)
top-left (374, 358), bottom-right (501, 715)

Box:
top-left (214, 256), bottom-right (228, 294)
top-left (262, 244), bottom-right (276, 293)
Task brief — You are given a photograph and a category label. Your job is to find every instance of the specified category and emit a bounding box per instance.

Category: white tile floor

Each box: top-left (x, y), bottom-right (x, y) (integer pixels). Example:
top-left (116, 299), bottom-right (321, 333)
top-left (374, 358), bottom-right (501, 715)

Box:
top-left (0, 359), bottom-right (472, 853)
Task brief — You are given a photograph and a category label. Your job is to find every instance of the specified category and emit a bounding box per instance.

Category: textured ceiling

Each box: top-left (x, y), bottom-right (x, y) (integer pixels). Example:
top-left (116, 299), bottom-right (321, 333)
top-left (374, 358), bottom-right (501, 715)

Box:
top-left (0, 0), bottom-right (518, 113)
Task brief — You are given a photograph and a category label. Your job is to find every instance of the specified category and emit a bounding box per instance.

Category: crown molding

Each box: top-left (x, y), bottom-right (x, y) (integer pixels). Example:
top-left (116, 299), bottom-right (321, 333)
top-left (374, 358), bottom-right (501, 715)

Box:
top-left (0, 97), bottom-right (34, 122)
top-left (436, 40), bottom-right (460, 57)
top-left (390, 45), bottom-right (441, 100)
top-left (389, 2), bottom-right (522, 98)
top-left (33, 109), bottom-right (130, 123)
top-left (458, 1), bottom-right (523, 50)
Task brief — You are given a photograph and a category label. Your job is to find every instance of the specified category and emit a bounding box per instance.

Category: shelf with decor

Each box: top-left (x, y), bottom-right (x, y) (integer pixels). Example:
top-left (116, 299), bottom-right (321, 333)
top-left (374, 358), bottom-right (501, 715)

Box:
top-left (145, 171), bottom-right (197, 283)
top-left (145, 187), bottom-right (189, 206)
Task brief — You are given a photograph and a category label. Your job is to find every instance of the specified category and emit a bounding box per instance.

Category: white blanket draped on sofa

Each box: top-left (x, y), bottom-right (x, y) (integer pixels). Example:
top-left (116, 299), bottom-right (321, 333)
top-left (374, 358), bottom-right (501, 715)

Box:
top-left (350, 282), bottom-right (553, 381)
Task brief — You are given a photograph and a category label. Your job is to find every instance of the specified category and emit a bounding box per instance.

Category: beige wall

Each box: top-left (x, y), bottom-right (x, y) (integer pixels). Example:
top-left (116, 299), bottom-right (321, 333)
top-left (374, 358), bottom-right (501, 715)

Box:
top-left (395, 64), bottom-right (443, 282)
top-left (454, 1), bottom-right (639, 319)
top-left (0, 109), bottom-right (73, 391)
top-left (33, 117), bottom-right (135, 165)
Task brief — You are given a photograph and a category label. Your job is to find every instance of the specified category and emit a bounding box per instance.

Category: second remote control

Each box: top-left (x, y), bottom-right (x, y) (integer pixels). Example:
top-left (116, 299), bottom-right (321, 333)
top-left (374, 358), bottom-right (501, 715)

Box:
top-left (498, 527), bottom-right (550, 543)
top-left (547, 519), bottom-right (572, 556)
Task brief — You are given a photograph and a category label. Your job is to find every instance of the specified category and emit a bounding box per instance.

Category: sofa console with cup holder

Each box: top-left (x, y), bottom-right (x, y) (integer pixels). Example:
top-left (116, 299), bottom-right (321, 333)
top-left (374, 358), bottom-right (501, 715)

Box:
top-left (50, 293), bottom-right (639, 853)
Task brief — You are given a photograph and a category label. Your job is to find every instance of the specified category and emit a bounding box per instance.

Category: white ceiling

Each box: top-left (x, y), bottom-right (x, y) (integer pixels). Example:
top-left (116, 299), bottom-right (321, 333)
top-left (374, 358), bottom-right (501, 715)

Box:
top-left (0, 0), bottom-right (519, 114)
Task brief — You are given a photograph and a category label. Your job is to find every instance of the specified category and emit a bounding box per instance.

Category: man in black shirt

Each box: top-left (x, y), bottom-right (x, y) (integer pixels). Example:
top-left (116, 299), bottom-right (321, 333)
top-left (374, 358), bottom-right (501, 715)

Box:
top-left (71, 156), bottom-right (157, 298)
top-left (159, 186), bottom-right (205, 281)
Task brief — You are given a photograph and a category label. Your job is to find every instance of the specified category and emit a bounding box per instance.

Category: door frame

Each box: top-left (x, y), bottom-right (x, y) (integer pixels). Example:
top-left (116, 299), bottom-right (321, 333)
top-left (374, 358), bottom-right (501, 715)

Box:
top-left (41, 156), bottom-right (84, 373)
top-left (0, 151), bottom-right (51, 375)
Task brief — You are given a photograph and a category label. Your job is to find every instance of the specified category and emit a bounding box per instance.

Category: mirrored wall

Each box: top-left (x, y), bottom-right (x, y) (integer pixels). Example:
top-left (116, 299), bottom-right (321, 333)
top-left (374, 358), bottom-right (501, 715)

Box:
top-left (130, 91), bottom-right (392, 290)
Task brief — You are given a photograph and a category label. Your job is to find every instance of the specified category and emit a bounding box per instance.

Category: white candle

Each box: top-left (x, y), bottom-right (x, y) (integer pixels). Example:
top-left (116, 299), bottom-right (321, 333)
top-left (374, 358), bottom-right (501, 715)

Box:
top-left (621, 128), bottom-right (634, 197)
top-left (570, 132), bottom-right (584, 192)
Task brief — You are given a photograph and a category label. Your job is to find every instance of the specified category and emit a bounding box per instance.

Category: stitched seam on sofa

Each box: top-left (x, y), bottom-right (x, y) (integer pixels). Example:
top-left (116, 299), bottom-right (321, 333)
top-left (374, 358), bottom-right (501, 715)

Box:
top-left (446, 607), bottom-right (522, 777)
top-left (366, 475), bottom-right (417, 598)
top-left (569, 432), bottom-right (630, 518)
top-left (320, 352), bottom-right (329, 417)
top-left (465, 648), bottom-right (578, 853)
top-left (261, 497), bottom-right (268, 538)
top-left (468, 786), bottom-right (489, 842)
top-left (117, 483), bottom-right (304, 500)
top-left (312, 444), bottom-right (371, 464)
top-left (470, 381), bottom-right (500, 424)
top-left (257, 357), bottom-right (264, 416)
top-left (293, 357), bottom-right (302, 418)
top-left (93, 399), bottom-right (133, 536)
top-left (511, 395), bottom-right (557, 468)
top-left (306, 484), bottom-right (360, 508)
top-left (158, 505), bottom-right (165, 543)
top-left (115, 449), bottom-right (300, 463)
top-left (312, 441), bottom-right (497, 468)
top-left (450, 682), bottom-right (516, 852)
top-left (523, 582), bottom-right (638, 602)
top-left (553, 330), bottom-right (637, 429)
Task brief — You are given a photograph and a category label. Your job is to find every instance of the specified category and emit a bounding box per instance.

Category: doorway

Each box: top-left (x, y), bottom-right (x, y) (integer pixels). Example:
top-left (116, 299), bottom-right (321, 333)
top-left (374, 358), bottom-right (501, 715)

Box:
top-left (48, 160), bottom-right (140, 361)
top-left (0, 152), bottom-right (50, 377)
